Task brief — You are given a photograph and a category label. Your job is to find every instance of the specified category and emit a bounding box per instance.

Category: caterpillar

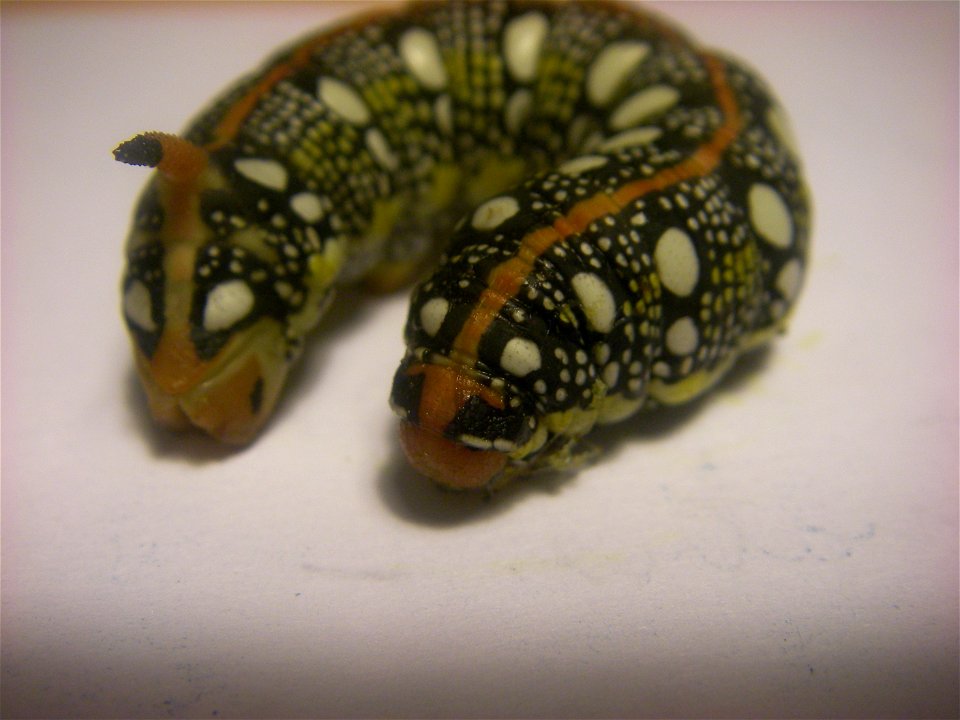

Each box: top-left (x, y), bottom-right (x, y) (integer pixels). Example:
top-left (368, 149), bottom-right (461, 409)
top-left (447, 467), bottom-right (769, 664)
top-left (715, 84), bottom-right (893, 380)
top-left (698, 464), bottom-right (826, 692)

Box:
top-left (116, 1), bottom-right (810, 490)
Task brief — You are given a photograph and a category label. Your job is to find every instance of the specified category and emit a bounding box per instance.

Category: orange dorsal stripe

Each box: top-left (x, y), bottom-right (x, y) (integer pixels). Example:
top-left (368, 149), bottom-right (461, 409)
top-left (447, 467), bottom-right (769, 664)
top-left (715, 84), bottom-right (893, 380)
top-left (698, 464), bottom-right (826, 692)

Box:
top-left (406, 363), bottom-right (505, 433)
top-left (450, 54), bottom-right (741, 364)
top-left (206, 46), bottom-right (319, 151)
top-left (204, 7), bottom-right (391, 151)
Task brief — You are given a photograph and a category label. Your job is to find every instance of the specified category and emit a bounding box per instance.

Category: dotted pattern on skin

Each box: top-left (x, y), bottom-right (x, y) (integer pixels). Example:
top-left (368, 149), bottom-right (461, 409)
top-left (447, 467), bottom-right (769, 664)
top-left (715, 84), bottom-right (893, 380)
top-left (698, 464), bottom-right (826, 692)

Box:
top-left (118, 0), bottom-right (810, 481)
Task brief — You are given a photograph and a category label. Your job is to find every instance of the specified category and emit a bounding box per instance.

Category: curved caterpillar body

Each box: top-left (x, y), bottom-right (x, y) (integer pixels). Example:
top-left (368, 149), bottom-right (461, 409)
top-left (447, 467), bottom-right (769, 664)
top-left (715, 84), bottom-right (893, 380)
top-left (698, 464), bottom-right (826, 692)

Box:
top-left (117, 1), bottom-right (809, 489)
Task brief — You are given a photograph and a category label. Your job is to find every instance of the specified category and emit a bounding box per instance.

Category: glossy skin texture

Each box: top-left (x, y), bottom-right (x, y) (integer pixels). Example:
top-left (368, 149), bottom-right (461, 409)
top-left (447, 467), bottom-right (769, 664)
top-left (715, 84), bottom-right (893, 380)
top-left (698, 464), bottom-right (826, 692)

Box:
top-left (117, 1), bottom-right (809, 487)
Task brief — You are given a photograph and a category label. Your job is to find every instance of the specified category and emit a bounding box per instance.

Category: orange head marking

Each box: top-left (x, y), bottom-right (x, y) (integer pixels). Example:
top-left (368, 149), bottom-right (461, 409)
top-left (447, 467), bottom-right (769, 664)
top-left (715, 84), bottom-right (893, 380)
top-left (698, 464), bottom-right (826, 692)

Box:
top-left (399, 421), bottom-right (508, 490)
top-left (117, 130), bottom-right (288, 444)
top-left (390, 361), bottom-right (535, 490)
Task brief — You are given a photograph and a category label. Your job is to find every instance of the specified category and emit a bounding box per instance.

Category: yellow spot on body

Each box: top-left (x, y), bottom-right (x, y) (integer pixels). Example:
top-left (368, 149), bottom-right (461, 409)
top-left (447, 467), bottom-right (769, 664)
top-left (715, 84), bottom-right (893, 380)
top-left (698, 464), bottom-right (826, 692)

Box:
top-left (307, 239), bottom-right (345, 290)
top-left (602, 362), bottom-right (620, 388)
top-left (467, 155), bottom-right (528, 205)
top-left (665, 316), bottom-right (698, 356)
top-left (543, 405), bottom-right (597, 437)
top-left (425, 163), bottom-right (462, 212)
top-left (597, 394), bottom-right (644, 424)
top-left (509, 422), bottom-right (548, 461)
top-left (368, 196), bottom-right (404, 241)
top-left (648, 354), bottom-right (737, 405)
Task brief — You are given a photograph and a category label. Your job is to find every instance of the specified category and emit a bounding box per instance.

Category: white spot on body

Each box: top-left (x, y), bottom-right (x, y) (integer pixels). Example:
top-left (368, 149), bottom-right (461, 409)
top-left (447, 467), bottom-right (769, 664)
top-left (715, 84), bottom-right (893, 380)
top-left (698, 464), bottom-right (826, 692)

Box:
top-left (234, 158), bottom-right (288, 191)
top-left (460, 434), bottom-right (492, 450)
top-left (500, 337), bottom-right (542, 377)
top-left (289, 192), bottom-right (324, 223)
top-left (419, 296), bottom-right (450, 337)
top-left (665, 317), bottom-right (699, 356)
top-left (399, 27), bottom-right (448, 91)
top-left (775, 259), bottom-right (803, 302)
top-left (123, 281), bottom-right (155, 332)
top-left (654, 228), bottom-right (700, 297)
top-left (505, 89), bottom-right (533, 136)
top-left (598, 126), bottom-right (662, 152)
top-left (748, 183), bottom-right (793, 248)
top-left (472, 195), bottom-right (520, 230)
top-left (571, 272), bottom-right (617, 333)
top-left (203, 279), bottom-right (255, 332)
top-left (610, 85), bottom-right (681, 130)
top-left (317, 77), bottom-right (371, 125)
top-left (503, 12), bottom-right (549, 83)
top-left (557, 154), bottom-right (608, 176)
top-left (365, 128), bottom-right (399, 170)
top-left (586, 40), bottom-right (651, 107)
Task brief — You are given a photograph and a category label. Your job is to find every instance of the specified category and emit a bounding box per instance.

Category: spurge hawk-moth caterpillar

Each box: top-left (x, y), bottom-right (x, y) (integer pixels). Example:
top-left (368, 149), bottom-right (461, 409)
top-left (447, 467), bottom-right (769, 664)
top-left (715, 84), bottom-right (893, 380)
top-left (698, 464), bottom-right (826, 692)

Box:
top-left (116, 1), bottom-right (810, 490)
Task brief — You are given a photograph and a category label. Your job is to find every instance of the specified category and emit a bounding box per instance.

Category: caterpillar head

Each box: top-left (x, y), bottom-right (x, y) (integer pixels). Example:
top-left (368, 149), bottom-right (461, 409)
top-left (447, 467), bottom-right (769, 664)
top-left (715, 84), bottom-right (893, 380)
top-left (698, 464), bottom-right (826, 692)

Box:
top-left (116, 133), bottom-right (339, 444)
top-left (389, 355), bottom-right (547, 490)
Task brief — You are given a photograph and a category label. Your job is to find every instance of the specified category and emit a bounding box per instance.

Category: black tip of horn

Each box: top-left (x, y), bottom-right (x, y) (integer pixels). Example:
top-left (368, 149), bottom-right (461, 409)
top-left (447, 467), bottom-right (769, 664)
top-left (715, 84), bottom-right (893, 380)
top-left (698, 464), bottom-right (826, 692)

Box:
top-left (113, 134), bottom-right (164, 167)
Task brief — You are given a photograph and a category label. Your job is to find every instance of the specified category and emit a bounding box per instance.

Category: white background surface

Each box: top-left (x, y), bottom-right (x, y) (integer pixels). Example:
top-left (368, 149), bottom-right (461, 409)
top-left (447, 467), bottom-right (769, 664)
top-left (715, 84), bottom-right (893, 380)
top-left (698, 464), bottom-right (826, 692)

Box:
top-left (2, 2), bottom-right (957, 717)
